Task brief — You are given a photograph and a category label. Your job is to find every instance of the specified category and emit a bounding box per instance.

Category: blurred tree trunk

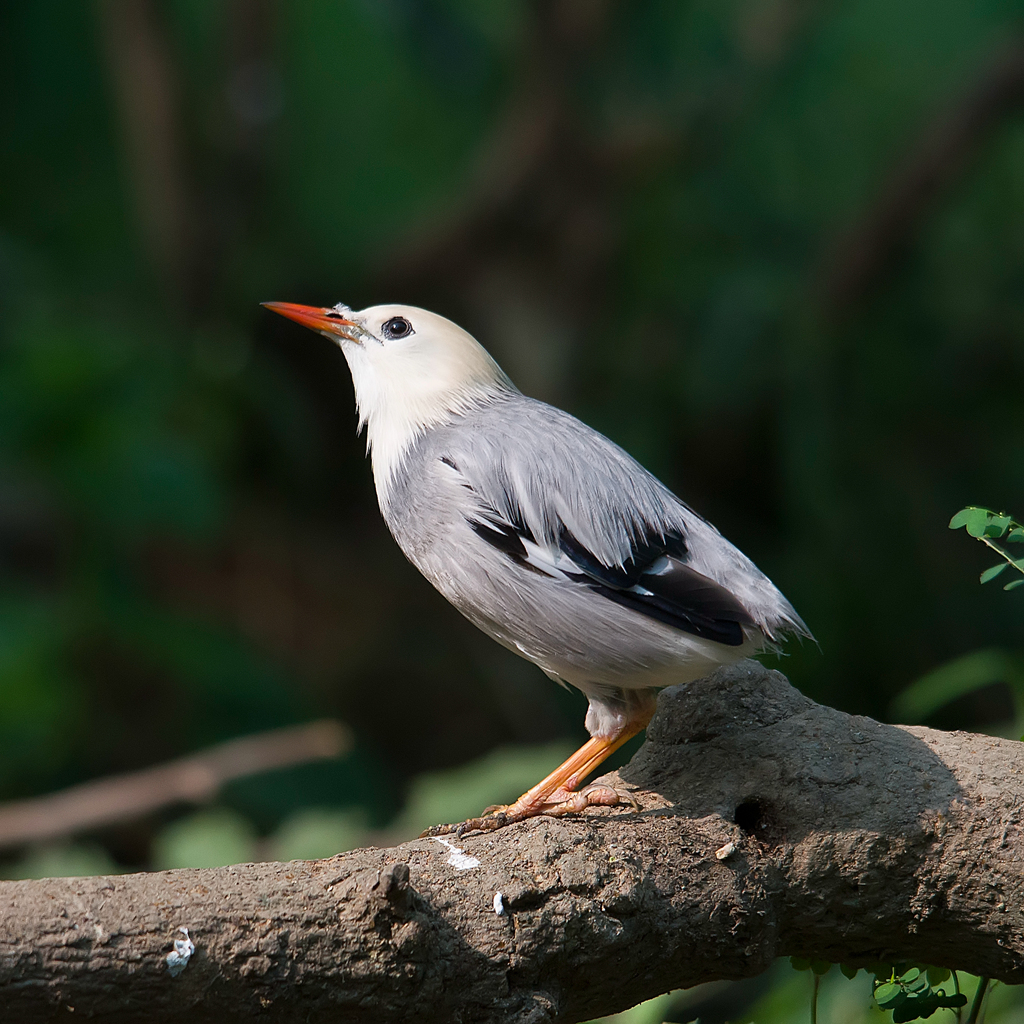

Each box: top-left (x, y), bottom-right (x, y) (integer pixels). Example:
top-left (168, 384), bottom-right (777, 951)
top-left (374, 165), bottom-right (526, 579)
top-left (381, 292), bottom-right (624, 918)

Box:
top-left (97, 0), bottom-right (195, 304)
top-left (819, 40), bottom-right (1024, 315)
top-left (0, 662), bottom-right (1021, 1023)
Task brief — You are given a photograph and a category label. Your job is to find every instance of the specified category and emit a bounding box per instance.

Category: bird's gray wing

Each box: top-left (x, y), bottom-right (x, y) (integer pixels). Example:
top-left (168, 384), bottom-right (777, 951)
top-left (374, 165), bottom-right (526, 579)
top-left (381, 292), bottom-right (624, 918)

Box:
top-left (462, 491), bottom-right (754, 647)
top-left (437, 398), bottom-right (761, 648)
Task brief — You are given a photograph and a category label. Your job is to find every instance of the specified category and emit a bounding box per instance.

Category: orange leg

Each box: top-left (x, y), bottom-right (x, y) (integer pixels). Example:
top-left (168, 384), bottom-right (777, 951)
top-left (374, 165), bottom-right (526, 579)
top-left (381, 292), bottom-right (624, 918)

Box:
top-left (513, 729), bottom-right (640, 811)
top-left (423, 696), bottom-right (655, 835)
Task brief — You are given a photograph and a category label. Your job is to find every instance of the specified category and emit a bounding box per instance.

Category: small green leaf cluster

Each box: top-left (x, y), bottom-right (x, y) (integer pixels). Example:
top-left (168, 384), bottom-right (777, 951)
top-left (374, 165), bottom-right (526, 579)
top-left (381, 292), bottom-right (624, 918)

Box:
top-left (870, 965), bottom-right (966, 1022)
top-left (790, 960), bottom-right (967, 1022)
top-left (949, 507), bottom-right (1024, 591)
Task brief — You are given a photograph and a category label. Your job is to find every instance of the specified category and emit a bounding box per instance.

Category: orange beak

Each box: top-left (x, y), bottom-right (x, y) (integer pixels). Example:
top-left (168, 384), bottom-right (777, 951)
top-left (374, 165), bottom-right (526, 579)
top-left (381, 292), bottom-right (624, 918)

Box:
top-left (261, 302), bottom-right (360, 341)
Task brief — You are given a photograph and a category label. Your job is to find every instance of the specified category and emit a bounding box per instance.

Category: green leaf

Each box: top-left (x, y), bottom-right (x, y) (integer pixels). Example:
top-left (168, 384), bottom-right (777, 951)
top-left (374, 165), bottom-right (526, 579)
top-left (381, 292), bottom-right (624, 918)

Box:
top-left (840, 963), bottom-right (859, 980)
top-left (937, 994), bottom-right (967, 1009)
top-left (950, 507), bottom-right (1002, 538)
top-left (894, 992), bottom-right (940, 1022)
top-left (1007, 527), bottom-right (1024, 543)
top-left (950, 507), bottom-right (988, 531)
top-left (925, 967), bottom-right (950, 985)
top-left (789, 957), bottom-right (812, 971)
top-left (980, 563), bottom-right (1008, 584)
top-left (1004, 579), bottom-right (1024, 591)
top-left (810, 960), bottom-right (832, 975)
top-left (874, 982), bottom-right (905, 1008)
top-left (982, 516), bottom-right (1012, 538)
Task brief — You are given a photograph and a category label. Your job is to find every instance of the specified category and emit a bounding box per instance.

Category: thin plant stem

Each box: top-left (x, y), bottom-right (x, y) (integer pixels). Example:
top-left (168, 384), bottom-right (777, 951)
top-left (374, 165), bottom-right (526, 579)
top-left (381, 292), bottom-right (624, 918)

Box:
top-left (979, 535), bottom-right (1024, 578)
top-left (953, 971), bottom-right (963, 1024)
top-left (966, 977), bottom-right (989, 1024)
top-left (811, 972), bottom-right (820, 1024)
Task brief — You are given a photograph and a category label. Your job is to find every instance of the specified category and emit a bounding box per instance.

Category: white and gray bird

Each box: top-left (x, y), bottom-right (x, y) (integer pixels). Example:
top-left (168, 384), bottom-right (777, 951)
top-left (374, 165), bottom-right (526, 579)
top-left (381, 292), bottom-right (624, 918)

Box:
top-left (263, 300), bottom-right (810, 831)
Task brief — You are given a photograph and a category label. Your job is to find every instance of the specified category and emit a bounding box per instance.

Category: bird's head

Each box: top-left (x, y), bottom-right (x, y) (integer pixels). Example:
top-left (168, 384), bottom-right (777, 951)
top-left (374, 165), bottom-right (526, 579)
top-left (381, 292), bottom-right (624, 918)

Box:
top-left (262, 301), bottom-right (514, 498)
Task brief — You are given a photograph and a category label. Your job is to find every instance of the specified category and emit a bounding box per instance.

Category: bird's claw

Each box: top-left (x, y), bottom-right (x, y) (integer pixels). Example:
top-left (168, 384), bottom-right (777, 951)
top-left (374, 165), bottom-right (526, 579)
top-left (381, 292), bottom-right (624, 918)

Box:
top-left (537, 782), bottom-right (641, 817)
top-left (419, 811), bottom-right (508, 838)
top-left (419, 822), bottom-right (453, 837)
top-left (418, 783), bottom-right (640, 837)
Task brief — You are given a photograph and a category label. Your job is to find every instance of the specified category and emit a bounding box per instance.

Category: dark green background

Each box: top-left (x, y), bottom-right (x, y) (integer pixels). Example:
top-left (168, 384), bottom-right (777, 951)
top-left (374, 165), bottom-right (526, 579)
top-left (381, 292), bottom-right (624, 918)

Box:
top-left (1, 0), bottom-right (1022, 865)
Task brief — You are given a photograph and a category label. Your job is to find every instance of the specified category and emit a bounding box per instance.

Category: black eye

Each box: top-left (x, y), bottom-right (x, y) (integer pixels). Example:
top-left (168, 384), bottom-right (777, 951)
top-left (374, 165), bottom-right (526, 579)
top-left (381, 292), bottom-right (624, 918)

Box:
top-left (382, 316), bottom-right (413, 340)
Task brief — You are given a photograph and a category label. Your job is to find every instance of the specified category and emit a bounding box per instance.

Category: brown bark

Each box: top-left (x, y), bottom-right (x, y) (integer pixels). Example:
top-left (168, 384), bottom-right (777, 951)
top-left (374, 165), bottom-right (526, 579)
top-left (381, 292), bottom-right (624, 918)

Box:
top-left (1, 661), bottom-right (1021, 1023)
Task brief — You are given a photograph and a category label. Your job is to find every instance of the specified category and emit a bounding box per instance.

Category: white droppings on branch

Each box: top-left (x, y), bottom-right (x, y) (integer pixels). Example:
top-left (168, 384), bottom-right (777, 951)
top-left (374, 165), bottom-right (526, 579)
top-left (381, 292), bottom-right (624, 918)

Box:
top-left (165, 927), bottom-right (194, 977)
top-left (431, 836), bottom-right (481, 871)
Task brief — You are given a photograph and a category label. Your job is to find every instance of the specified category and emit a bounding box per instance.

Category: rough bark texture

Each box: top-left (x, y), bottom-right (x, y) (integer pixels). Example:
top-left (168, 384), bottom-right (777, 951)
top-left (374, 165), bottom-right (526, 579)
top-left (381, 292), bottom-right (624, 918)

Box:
top-left (1, 662), bottom-right (1021, 1023)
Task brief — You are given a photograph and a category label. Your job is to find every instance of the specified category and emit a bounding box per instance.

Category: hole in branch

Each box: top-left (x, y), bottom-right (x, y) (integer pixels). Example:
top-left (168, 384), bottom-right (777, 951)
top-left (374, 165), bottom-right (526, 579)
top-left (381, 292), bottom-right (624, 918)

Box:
top-left (734, 800), bottom-right (763, 834)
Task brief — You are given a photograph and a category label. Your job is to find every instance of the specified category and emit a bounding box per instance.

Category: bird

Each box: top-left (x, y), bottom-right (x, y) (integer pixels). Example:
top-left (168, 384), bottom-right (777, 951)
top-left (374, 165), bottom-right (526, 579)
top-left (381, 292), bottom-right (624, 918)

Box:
top-left (262, 300), bottom-right (810, 832)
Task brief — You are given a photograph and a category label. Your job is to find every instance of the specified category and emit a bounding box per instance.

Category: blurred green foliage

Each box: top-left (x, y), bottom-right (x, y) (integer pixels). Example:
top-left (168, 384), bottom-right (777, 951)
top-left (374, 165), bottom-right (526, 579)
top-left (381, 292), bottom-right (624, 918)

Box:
top-left (1, 1), bottom-right (1024, 1019)
top-left (153, 806), bottom-right (257, 869)
top-left (389, 740), bottom-right (575, 837)
top-left (268, 806), bottom-right (368, 861)
top-left (892, 647), bottom-right (1024, 735)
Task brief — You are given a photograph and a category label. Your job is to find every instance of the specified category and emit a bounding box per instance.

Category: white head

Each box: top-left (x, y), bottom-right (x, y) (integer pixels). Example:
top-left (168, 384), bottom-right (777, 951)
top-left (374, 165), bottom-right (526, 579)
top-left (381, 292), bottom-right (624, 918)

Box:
top-left (262, 301), bottom-right (514, 499)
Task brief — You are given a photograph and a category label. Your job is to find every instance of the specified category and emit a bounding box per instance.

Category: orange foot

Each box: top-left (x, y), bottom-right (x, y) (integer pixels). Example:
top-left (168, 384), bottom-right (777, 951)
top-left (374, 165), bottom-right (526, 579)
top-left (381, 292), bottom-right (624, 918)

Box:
top-left (420, 709), bottom-right (653, 837)
top-left (427, 781), bottom-right (638, 836)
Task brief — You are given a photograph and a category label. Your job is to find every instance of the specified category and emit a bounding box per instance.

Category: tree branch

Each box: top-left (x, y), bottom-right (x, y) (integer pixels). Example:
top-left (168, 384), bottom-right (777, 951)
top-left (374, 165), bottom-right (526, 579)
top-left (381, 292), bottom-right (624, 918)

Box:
top-left (0, 721), bottom-right (351, 851)
top-left (1, 662), bottom-right (1021, 1023)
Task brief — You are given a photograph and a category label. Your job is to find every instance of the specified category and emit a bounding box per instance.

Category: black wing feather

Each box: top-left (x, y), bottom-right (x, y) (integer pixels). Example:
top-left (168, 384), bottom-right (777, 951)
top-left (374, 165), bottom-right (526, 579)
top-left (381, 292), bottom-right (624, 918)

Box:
top-left (455, 455), bottom-right (752, 647)
top-left (558, 527), bottom-right (687, 588)
top-left (467, 516), bottom-right (528, 560)
top-left (578, 558), bottom-right (752, 646)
